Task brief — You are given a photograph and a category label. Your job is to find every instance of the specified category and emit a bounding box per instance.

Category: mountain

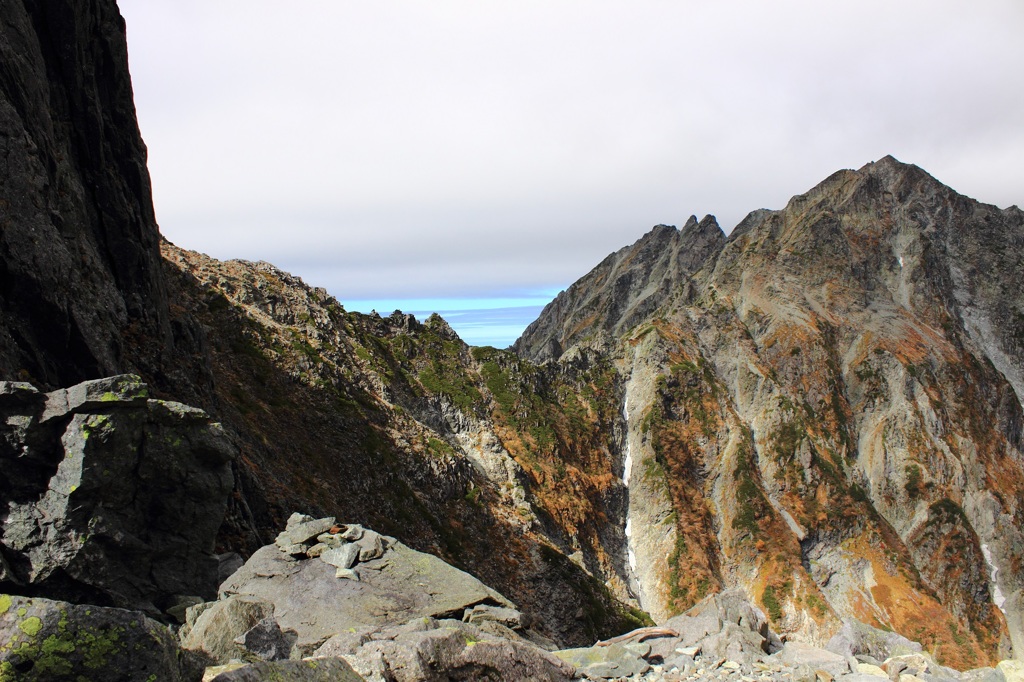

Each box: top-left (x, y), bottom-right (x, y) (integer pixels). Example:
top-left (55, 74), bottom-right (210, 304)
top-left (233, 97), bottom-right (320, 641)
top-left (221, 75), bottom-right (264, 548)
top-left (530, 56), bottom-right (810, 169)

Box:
top-left (516, 156), bottom-right (1024, 668)
top-left (1, 0), bottom-right (1023, 672)
top-left (158, 243), bottom-right (650, 644)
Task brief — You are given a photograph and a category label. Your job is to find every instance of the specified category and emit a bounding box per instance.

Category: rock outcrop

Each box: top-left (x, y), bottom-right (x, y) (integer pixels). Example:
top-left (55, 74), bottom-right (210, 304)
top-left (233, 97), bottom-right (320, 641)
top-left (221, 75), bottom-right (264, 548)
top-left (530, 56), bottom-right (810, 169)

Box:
top-left (0, 0), bottom-right (173, 387)
top-left (181, 515), bottom-right (576, 680)
top-left (0, 375), bottom-right (236, 618)
top-left (514, 156), bottom-right (1024, 668)
top-left (185, 515), bottom-right (526, 660)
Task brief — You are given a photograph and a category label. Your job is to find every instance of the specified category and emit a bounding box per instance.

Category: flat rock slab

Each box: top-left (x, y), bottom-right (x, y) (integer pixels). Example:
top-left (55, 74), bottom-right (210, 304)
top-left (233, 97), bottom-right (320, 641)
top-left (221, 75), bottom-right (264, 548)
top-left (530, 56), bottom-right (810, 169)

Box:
top-left (324, 618), bottom-right (575, 682)
top-left (220, 540), bottom-right (513, 651)
top-left (554, 641), bottom-right (649, 678)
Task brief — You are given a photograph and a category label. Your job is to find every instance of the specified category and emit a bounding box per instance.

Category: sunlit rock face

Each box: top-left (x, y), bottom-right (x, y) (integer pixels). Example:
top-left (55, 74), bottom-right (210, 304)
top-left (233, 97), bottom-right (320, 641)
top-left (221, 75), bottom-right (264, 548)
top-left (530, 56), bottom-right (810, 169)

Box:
top-left (515, 156), bottom-right (1024, 668)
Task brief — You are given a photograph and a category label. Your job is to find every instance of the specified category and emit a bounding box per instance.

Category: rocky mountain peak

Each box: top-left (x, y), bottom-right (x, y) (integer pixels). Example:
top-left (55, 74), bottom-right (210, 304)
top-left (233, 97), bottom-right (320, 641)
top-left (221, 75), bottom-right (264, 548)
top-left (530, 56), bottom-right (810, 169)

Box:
top-left (513, 154), bottom-right (1024, 668)
top-left (513, 218), bottom-right (725, 362)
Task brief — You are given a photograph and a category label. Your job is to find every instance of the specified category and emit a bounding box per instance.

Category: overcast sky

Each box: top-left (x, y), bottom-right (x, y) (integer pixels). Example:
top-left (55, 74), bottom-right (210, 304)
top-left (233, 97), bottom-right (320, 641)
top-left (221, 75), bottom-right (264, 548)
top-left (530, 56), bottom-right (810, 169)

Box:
top-left (118, 1), bottom-right (1024, 346)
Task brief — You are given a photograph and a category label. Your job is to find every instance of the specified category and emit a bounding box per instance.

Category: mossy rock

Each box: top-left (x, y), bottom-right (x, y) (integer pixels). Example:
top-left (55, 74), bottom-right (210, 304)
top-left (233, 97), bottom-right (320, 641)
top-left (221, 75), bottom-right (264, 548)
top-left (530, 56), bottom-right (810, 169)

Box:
top-left (0, 595), bottom-right (203, 681)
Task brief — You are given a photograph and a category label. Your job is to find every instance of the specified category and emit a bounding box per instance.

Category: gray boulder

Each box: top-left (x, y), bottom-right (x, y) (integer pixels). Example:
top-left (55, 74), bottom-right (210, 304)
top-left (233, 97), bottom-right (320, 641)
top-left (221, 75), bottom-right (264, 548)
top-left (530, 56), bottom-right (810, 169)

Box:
top-left (332, 617), bottom-right (575, 682)
top-left (661, 588), bottom-right (780, 653)
top-left (206, 658), bottom-right (366, 681)
top-left (322, 544), bottom-right (361, 571)
top-left (463, 603), bottom-right (525, 629)
top-left (233, 616), bottom-right (294, 663)
top-left (827, 618), bottom-right (924, 661)
top-left (179, 594), bottom-right (280, 664)
top-left (357, 530), bottom-right (386, 561)
top-left (220, 535), bottom-right (514, 653)
top-left (217, 552), bottom-right (245, 584)
top-left (275, 516), bottom-right (336, 551)
top-left (554, 642), bottom-right (649, 679)
top-left (961, 667), bottom-right (1006, 682)
top-left (0, 376), bottom-right (236, 619)
top-left (543, 589), bottom-right (789, 677)
top-left (699, 620), bottom-right (770, 666)
top-left (0, 594), bottom-right (203, 681)
top-left (769, 641), bottom-right (851, 678)
top-left (312, 627), bottom-right (379, 658)
top-left (661, 602), bottom-right (721, 647)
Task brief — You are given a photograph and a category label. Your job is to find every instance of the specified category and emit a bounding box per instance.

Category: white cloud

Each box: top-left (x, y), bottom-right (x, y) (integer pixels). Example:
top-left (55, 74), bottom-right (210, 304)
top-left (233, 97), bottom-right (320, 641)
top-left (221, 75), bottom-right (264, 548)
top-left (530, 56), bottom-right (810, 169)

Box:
top-left (121, 0), bottom-right (1024, 307)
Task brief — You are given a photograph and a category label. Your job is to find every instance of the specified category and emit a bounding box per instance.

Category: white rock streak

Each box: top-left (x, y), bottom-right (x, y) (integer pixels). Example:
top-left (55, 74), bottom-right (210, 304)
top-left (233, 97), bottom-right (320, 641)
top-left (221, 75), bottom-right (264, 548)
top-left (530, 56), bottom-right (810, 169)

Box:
top-left (625, 519), bottom-right (637, 571)
top-left (622, 400), bottom-right (633, 486)
top-left (622, 396), bottom-right (637, 577)
top-left (982, 543), bottom-right (1008, 613)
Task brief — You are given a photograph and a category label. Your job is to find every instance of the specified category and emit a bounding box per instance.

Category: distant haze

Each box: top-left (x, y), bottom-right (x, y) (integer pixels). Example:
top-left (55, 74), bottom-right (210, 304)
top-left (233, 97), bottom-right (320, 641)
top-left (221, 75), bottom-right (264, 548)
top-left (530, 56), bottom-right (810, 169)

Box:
top-left (119, 1), bottom-right (1024, 346)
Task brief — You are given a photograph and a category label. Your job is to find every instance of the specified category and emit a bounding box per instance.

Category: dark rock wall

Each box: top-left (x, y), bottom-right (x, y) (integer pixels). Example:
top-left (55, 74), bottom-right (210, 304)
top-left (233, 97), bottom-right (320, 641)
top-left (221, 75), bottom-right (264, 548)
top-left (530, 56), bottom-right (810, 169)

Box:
top-left (0, 0), bottom-right (170, 387)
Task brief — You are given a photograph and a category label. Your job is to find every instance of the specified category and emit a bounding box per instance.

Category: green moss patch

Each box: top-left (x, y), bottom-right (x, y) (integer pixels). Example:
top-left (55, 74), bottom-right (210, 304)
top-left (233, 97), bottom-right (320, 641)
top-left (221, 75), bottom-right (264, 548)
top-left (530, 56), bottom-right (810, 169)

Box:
top-left (18, 617), bottom-right (42, 637)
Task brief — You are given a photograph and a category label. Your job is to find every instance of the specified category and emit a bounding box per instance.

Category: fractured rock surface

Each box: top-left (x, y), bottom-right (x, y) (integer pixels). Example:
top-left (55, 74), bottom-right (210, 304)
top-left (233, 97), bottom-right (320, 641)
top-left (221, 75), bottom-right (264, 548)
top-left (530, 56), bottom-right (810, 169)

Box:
top-left (0, 375), bottom-right (236, 617)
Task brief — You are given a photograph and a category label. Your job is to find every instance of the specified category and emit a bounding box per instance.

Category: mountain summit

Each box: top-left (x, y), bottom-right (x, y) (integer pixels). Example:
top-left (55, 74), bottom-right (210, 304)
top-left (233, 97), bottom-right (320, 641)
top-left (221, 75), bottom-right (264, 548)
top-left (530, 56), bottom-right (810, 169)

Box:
top-left (515, 154), bottom-right (1024, 666)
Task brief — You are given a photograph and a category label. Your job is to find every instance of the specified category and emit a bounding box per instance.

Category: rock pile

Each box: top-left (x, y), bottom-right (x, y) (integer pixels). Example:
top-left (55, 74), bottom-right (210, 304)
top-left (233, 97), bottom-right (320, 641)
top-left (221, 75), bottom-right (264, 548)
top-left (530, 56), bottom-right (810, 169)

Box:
top-left (177, 515), bottom-right (1022, 682)
top-left (550, 596), bottom-right (1012, 681)
top-left (8, 508), bottom-right (1024, 680)
top-left (180, 513), bottom-right (567, 679)
top-left (272, 513), bottom-right (386, 580)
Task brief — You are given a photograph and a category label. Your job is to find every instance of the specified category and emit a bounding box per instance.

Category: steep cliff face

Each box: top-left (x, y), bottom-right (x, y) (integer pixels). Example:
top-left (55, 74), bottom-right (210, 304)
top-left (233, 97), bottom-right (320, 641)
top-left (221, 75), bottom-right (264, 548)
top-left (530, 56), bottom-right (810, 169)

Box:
top-left (515, 156), bottom-right (1024, 668)
top-left (0, 0), bottom-right (172, 387)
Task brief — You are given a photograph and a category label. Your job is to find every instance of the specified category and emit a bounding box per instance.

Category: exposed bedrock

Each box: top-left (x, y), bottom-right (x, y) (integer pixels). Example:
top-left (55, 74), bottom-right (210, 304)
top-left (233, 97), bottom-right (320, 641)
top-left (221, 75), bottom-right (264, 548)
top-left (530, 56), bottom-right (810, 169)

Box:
top-left (0, 375), bottom-right (236, 619)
